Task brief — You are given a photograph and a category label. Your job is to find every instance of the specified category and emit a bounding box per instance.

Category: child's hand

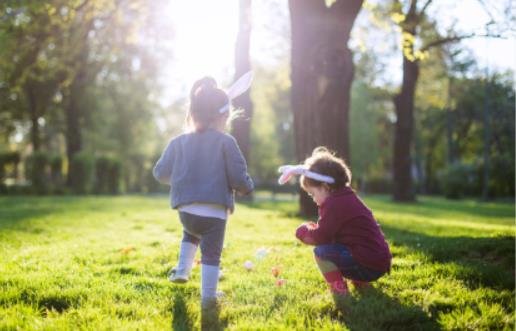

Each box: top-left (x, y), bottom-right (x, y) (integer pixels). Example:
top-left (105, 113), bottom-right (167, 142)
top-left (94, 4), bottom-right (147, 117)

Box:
top-left (295, 223), bottom-right (317, 245)
top-left (306, 222), bottom-right (317, 229)
top-left (236, 189), bottom-right (252, 197)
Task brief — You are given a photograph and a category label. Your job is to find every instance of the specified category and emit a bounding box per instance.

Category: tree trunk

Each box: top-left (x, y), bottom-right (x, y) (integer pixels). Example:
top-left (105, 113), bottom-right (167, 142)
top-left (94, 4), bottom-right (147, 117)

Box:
top-left (424, 134), bottom-right (440, 194)
top-left (29, 114), bottom-right (41, 152)
top-left (26, 85), bottom-right (41, 152)
top-left (65, 69), bottom-right (85, 186)
top-left (393, 55), bottom-right (419, 201)
top-left (446, 77), bottom-right (455, 165)
top-left (289, 0), bottom-right (363, 217)
top-left (481, 77), bottom-right (490, 200)
top-left (232, 0), bottom-right (253, 162)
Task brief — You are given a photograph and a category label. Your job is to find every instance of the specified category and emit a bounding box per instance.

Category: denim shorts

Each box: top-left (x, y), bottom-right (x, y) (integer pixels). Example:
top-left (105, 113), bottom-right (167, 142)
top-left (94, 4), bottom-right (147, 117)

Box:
top-left (314, 244), bottom-right (385, 282)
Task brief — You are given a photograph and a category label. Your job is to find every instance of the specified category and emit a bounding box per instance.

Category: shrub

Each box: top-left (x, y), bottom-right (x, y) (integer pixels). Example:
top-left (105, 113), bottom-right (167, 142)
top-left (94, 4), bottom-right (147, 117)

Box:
top-left (486, 154), bottom-right (515, 197)
top-left (145, 155), bottom-right (168, 193)
top-left (49, 155), bottom-right (65, 193)
top-left (95, 156), bottom-right (122, 194)
top-left (68, 152), bottom-right (95, 194)
top-left (439, 162), bottom-right (481, 199)
top-left (364, 176), bottom-right (393, 194)
top-left (26, 152), bottom-right (50, 194)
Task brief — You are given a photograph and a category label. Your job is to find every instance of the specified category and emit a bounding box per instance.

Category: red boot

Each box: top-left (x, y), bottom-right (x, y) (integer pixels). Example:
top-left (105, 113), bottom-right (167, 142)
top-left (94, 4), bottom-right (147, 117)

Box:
top-left (330, 280), bottom-right (349, 296)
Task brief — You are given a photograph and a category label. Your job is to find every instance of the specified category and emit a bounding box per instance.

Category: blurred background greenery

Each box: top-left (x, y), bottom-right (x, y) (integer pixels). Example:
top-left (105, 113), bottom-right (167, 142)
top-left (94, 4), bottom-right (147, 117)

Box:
top-left (0, 0), bottom-right (513, 203)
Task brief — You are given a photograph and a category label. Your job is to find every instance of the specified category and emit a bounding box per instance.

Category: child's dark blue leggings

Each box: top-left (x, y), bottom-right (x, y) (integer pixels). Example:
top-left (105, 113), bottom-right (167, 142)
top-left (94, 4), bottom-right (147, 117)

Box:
top-left (179, 212), bottom-right (226, 266)
top-left (314, 244), bottom-right (385, 282)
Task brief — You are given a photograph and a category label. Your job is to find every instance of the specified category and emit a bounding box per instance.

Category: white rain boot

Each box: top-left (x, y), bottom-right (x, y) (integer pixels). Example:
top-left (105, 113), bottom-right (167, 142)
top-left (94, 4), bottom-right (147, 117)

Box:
top-left (201, 264), bottom-right (220, 306)
top-left (169, 241), bottom-right (197, 283)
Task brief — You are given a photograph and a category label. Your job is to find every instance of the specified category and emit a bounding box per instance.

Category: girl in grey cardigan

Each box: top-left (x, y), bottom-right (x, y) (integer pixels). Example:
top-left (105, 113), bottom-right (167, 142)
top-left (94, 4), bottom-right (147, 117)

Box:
top-left (153, 76), bottom-right (254, 310)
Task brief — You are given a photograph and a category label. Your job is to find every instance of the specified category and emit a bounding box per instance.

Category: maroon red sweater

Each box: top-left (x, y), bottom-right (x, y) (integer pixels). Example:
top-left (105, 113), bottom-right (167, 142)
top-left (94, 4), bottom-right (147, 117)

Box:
top-left (296, 187), bottom-right (392, 272)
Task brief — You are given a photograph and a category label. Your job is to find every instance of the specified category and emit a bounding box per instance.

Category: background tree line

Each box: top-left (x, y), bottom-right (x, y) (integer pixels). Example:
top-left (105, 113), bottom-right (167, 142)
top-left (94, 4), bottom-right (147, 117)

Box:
top-left (0, 1), bottom-right (513, 212)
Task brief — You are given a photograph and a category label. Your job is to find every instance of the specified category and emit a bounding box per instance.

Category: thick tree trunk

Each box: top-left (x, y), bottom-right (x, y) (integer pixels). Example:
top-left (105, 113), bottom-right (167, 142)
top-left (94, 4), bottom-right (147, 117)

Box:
top-left (393, 55), bottom-right (419, 201)
top-left (289, 0), bottom-right (363, 217)
top-left (232, 0), bottom-right (253, 162)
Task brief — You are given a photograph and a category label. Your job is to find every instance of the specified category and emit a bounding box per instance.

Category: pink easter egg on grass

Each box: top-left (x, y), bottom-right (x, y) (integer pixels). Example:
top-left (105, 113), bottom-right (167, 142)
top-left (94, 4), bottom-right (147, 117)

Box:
top-left (275, 279), bottom-right (286, 287)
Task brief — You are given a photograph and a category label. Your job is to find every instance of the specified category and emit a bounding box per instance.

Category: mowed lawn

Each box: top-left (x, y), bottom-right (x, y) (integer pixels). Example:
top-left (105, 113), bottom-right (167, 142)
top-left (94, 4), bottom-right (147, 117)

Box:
top-left (0, 194), bottom-right (514, 330)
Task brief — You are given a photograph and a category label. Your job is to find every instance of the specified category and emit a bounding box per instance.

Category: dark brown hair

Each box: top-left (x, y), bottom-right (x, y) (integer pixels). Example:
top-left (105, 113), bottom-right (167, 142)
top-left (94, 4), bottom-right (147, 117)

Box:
top-left (300, 147), bottom-right (352, 191)
top-left (188, 77), bottom-right (229, 131)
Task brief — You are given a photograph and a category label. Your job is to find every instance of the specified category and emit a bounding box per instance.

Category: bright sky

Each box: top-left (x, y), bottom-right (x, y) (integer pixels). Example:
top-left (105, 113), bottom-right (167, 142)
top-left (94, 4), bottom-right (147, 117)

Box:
top-left (162, 1), bottom-right (237, 98)
top-left (159, 0), bottom-right (287, 106)
top-left (159, 0), bottom-right (514, 106)
top-left (436, 0), bottom-right (515, 71)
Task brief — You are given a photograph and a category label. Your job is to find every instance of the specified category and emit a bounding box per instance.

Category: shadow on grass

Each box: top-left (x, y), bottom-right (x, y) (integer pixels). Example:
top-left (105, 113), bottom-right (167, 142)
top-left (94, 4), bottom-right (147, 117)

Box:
top-left (0, 196), bottom-right (104, 231)
top-left (201, 301), bottom-right (225, 331)
top-left (0, 197), bottom-right (57, 227)
top-left (337, 287), bottom-right (440, 331)
top-left (171, 287), bottom-right (226, 331)
top-left (382, 225), bottom-right (515, 290)
top-left (243, 194), bottom-right (515, 224)
top-left (366, 195), bottom-right (514, 221)
top-left (171, 289), bottom-right (195, 331)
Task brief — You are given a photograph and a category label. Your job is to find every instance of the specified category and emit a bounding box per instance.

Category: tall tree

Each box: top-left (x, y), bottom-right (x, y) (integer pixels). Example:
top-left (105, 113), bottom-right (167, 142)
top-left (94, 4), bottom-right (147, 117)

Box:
top-left (389, 0), bottom-right (507, 201)
top-left (289, 0), bottom-right (363, 216)
top-left (61, 6), bottom-right (95, 168)
top-left (59, 0), bottom-right (120, 184)
top-left (232, 0), bottom-right (253, 162)
top-left (0, 2), bottom-right (68, 151)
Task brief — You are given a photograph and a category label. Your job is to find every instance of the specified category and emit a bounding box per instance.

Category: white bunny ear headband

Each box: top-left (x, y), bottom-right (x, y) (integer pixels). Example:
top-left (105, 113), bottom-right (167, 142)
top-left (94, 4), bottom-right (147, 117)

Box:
top-left (218, 71), bottom-right (254, 114)
top-left (277, 165), bottom-right (335, 185)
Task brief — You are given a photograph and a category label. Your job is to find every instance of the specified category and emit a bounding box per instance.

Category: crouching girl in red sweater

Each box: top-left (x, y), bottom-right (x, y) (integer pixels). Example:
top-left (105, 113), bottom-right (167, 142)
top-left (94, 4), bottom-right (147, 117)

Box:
top-left (278, 147), bottom-right (392, 301)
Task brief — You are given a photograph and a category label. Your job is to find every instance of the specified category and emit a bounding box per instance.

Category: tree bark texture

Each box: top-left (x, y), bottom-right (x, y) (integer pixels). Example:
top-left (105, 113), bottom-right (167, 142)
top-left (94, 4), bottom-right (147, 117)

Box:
top-left (289, 0), bottom-right (363, 216)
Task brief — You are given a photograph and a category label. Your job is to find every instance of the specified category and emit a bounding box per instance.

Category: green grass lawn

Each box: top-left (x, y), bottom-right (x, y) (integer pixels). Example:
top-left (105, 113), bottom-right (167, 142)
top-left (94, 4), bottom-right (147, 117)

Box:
top-left (0, 194), bottom-right (514, 330)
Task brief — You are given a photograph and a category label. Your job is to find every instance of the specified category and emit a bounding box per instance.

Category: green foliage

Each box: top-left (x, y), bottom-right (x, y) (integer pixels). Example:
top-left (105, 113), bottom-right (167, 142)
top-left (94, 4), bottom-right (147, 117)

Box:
top-left (350, 82), bottom-right (377, 180)
top-left (364, 176), bottom-right (393, 194)
top-left (452, 74), bottom-right (513, 163)
top-left (415, 54), bottom-right (515, 198)
top-left (249, 66), bottom-right (294, 185)
top-left (349, 79), bottom-right (395, 192)
top-left (95, 156), bottom-right (122, 195)
top-left (439, 162), bottom-right (481, 199)
top-left (452, 73), bottom-right (515, 198)
top-left (68, 152), bottom-right (95, 194)
top-left (0, 195), bottom-right (513, 329)
top-left (125, 154), bottom-right (148, 193)
top-left (144, 154), bottom-right (168, 194)
top-left (49, 154), bottom-right (64, 191)
top-left (1, 0), bottom-right (169, 189)
top-left (488, 154), bottom-right (515, 197)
